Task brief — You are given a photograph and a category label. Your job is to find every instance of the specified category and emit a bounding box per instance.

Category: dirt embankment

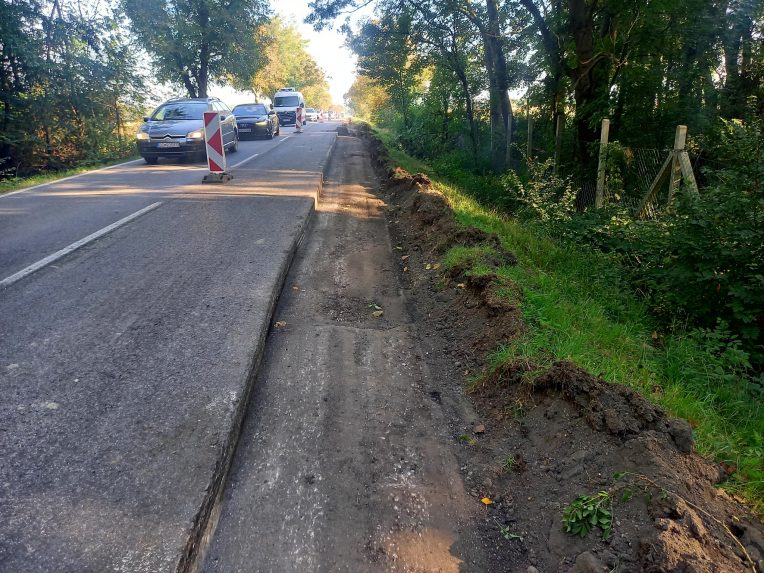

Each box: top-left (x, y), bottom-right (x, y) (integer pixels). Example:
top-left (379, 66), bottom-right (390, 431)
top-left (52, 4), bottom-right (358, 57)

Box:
top-left (354, 123), bottom-right (764, 573)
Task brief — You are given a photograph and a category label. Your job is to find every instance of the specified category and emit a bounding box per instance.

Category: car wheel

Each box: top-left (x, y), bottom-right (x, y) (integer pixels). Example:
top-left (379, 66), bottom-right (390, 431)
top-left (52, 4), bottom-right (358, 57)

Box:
top-left (144, 156), bottom-right (158, 165)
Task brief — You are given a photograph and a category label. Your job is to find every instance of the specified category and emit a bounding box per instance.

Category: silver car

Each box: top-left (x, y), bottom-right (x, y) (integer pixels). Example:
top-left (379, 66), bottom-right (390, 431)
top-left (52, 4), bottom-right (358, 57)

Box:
top-left (136, 97), bottom-right (239, 164)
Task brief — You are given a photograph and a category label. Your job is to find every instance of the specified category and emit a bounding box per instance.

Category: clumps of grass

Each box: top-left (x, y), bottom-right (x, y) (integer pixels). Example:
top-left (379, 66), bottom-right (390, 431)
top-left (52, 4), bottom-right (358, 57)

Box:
top-left (562, 491), bottom-right (613, 539)
top-left (501, 454), bottom-right (516, 472)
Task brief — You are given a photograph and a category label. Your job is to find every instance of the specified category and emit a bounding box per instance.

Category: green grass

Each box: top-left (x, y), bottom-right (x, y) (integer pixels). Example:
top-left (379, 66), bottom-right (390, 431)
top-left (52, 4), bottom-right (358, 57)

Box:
top-left (370, 123), bottom-right (764, 513)
top-left (0, 154), bottom-right (139, 195)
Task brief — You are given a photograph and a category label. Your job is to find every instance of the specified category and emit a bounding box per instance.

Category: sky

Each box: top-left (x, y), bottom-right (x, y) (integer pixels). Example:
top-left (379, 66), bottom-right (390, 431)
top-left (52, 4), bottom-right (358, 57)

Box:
top-left (215, 0), bottom-right (365, 108)
top-left (276, 1), bottom-right (360, 105)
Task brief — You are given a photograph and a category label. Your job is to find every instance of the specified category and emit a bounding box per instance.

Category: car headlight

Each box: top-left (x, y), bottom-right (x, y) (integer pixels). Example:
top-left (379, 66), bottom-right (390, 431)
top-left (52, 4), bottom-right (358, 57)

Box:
top-left (136, 132), bottom-right (150, 141)
top-left (255, 119), bottom-right (267, 125)
top-left (187, 130), bottom-right (204, 140)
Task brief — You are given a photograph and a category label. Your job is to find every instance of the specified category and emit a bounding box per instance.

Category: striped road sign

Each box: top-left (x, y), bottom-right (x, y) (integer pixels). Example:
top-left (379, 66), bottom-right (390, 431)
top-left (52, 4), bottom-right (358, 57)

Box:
top-left (203, 111), bottom-right (226, 173)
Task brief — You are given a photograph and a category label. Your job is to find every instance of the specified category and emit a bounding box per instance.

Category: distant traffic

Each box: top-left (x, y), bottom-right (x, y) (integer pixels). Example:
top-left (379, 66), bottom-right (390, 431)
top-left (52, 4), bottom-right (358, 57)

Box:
top-left (136, 88), bottom-right (348, 165)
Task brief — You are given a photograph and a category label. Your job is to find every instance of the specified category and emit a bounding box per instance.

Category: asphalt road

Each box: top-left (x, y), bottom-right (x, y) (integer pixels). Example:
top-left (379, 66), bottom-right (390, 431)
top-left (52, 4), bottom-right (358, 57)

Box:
top-left (0, 121), bottom-right (337, 571)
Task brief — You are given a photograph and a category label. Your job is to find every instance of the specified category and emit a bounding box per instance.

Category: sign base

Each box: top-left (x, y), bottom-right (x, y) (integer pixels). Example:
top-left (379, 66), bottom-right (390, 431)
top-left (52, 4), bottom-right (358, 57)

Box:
top-left (202, 172), bottom-right (233, 184)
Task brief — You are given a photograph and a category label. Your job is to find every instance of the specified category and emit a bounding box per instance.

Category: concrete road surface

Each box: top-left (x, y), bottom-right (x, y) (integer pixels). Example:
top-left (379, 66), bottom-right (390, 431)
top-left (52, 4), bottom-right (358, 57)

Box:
top-left (0, 122), bottom-right (337, 571)
top-left (202, 132), bottom-right (487, 573)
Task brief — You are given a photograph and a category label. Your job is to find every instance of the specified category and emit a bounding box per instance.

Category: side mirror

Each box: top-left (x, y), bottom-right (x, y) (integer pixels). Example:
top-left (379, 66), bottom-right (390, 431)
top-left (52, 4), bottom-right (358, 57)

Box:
top-left (220, 114), bottom-right (228, 120)
top-left (270, 104), bottom-right (274, 110)
top-left (143, 116), bottom-right (150, 122)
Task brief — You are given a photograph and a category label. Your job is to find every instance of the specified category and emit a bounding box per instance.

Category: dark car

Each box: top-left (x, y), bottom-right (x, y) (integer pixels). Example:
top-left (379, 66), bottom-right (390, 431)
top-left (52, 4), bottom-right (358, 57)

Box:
top-left (232, 103), bottom-right (280, 139)
top-left (136, 97), bottom-right (238, 164)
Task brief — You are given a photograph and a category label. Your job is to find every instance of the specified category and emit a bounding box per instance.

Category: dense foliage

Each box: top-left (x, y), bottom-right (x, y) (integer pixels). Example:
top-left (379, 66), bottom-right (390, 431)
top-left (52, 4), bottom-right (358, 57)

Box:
top-left (1, 0), bottom-right (146, 177)
top-left (310, 0), bottom-right (764, 369)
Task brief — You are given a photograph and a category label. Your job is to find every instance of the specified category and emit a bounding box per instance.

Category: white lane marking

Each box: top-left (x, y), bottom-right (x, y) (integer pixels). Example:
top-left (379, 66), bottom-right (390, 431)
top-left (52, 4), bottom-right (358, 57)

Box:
top-left (228, 135), bottom-right (292, 170)
top-left (229, 154), bottom-right (258, 169)
top-left (0, 159), bottom-right (146, 199)
top-left (0, 202), bottom-right (163, 288)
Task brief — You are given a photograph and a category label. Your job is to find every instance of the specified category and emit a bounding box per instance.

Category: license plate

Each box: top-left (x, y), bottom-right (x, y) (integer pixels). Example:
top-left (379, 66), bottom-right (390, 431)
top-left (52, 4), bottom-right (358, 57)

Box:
top-left (158, 142), bottom-right (180, 148)
top-left (239, 128), bottom-right (251, 133)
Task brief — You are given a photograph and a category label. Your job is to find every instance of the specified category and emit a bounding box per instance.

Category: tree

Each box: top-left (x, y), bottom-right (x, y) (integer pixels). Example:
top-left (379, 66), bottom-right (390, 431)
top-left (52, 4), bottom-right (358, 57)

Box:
top-left (344, 74), bottom-right (391, 120)
top-left (1, 0), bottom-right (145, 177)
top-left (120, 0), bottom-right (269, 98)
top-left (349, 10), bottom-right (424, 126)
top-left (251, 20), bottom-right (332, 108)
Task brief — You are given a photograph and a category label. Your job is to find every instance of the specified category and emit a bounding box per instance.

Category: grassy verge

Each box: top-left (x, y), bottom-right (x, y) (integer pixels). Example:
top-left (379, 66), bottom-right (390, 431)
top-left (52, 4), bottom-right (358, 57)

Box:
top-left (373, 126), bottom-right (764, 512)
top-left (0, 154), bottom-right (140, 195)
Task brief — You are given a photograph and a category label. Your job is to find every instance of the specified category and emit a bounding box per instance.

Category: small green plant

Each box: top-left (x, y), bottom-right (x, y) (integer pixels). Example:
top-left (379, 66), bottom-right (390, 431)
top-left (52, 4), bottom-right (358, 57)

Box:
top-left (458, 433), bottom-right (477, 446)
top-left (501, 454), bottom-right (516, 472)
top-left (494, 518), bottom-right (522, 541)
top-left (562, 491), bottom-right (613, 538)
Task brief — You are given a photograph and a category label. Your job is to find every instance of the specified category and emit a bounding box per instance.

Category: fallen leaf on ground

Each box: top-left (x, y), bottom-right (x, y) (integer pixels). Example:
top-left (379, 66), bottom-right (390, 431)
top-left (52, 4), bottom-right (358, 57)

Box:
top-left (481, 497), bottom-right (493, 506)
top-left (425, 263), bottom-right (432, 270)
top-left (401, 255), bottom-right (409, 261)
top-left (432, 263), bottom-right (441, 270)
top-left (403, 266), bottom-right (408, 272)
top-left (274, 321), bottom-right (287, 328)
top-left (456, 283), bottom-right (466, 289)
top-left (292, 286), bottom-right (299, 291)
top-left (474, 424), bottom-right (485, 434)
top-left (372, 310), bottom-right (384, 318)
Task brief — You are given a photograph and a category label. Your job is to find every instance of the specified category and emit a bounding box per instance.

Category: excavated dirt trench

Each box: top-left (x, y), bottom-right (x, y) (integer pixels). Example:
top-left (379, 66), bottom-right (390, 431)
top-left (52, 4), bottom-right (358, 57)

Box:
top-left (353, 122), bottom-right (764, 573)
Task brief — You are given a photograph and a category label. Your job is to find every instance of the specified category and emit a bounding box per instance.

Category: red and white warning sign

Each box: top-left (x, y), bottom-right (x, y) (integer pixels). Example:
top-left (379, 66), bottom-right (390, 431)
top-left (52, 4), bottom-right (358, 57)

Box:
top-left (203, 111), bottom-right (227, 173)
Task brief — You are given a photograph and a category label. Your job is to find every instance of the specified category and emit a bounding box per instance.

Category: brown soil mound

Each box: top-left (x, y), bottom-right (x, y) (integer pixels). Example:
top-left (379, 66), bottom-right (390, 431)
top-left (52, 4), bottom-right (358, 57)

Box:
top-left (353, 123), bottom-right (764, 572)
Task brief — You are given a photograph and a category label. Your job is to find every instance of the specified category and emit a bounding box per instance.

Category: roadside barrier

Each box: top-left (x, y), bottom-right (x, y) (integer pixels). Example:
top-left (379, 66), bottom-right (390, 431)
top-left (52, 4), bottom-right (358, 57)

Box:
top-left (295, 109), bottom-right (303, 133)
top-left (202, 111), bottom-right (232, 183)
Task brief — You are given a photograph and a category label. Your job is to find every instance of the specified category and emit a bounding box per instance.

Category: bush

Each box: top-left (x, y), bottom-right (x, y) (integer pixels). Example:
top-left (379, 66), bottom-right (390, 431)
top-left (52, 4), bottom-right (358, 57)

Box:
top-left (506, 118), bottom-right (763, 364)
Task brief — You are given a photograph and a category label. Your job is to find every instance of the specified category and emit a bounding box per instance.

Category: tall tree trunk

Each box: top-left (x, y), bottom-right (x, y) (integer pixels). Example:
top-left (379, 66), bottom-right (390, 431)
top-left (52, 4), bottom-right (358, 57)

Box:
top-left (568, 0), bottom-right (611, 174)
top-left (455, 66), bottom-right (478, 161)
top-left (197, 0), bottom-right (210, 97)
top-left (722, 8), bottom-right (753, 119)
top-left (484, 0), bottom-right (511, 172)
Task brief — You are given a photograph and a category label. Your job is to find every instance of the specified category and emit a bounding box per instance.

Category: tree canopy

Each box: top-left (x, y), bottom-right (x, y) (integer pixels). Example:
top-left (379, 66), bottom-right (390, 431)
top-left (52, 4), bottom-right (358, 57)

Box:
top-left (120, 0), bottom-right (270, 98)
top-left (315, 0), bottom-right (764, 172)
top-left (252, 19), bottom-right (332, 109)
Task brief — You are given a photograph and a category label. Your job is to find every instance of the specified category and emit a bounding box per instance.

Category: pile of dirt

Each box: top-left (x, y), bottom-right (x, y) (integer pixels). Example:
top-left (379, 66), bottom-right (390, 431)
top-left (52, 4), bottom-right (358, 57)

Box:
top-left (353, 123), bottom-right (764, 573)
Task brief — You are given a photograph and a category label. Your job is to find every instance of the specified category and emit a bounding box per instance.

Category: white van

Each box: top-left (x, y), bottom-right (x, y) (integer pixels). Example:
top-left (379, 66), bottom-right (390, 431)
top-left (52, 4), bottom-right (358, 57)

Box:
top-left (273, 87), bottom-right (305, 126)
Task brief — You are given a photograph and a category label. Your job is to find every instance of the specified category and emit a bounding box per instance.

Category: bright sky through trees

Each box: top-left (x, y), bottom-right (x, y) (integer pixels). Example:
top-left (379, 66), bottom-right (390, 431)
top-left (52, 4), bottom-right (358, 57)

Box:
top-left (274, 0), bottom-right (359, 104)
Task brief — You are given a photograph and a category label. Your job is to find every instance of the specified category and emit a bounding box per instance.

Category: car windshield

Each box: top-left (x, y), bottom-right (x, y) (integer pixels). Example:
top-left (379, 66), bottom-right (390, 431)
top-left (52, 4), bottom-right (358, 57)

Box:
top-left (233, 104), bottom-right (268, 116)
top-left (274, 96), bottom-right (299, 107)
top-left (151, 102), bottom-right (207, 121)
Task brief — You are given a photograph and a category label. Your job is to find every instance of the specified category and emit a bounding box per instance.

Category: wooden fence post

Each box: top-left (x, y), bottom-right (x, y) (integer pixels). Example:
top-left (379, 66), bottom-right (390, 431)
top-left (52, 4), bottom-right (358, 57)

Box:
top-left (637, 124), bottom-right (699, 219)
top-left (668, 125), bottom-right (687, 204)
top-left (595, 118), bottom-right (610, 208)
top-left (553, 113), bottom-right (563, 175)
